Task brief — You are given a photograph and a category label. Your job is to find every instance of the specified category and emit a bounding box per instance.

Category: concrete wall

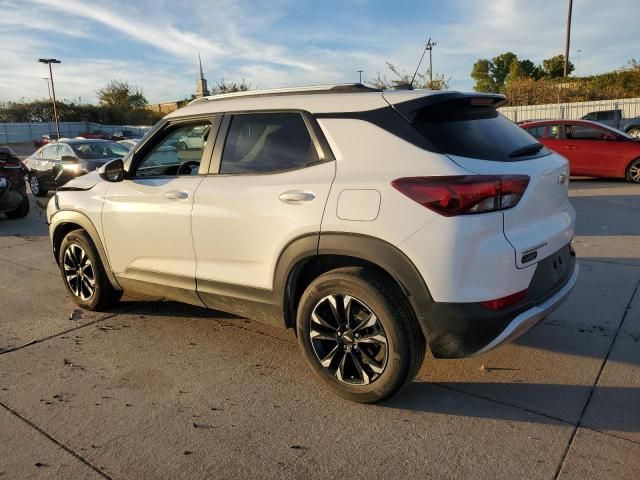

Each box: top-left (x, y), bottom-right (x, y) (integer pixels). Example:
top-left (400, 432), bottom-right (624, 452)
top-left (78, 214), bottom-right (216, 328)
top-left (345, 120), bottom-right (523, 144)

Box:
top-left (499, 97), bottom-right (640, 123)
top-left (0, 122), bottom-right (151, 144)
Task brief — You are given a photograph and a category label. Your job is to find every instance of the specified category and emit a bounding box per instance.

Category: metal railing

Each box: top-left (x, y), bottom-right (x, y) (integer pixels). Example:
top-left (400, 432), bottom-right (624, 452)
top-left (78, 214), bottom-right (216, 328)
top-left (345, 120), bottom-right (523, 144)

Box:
top-left (0, 121), bottom-right (151, 144)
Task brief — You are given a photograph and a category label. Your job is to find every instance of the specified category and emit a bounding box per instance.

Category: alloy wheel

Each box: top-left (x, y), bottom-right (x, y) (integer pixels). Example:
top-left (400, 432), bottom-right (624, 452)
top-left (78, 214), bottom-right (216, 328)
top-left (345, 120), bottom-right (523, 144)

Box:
top-left (309, 294), bottom-right (388, 385)
top-left (30, 175), bottom-right (40, 195)
top-left (63, 244), bottom-right (96, 301)
top-left (629, 162), bottom-right (640, 183)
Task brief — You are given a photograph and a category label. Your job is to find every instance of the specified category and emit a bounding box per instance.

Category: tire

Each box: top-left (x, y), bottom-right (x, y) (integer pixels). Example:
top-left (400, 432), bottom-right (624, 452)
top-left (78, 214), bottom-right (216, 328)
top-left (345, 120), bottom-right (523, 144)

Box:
top-left (177, 141), bottom-right (188, 151)
top-left (29, 174), bottom-right (48, 197)
top-left (626, 158), bottom-right (640, 184)
top-left (4, 193), bottom-right (29, 219)
top-left (296, 267), bottom-right (426, 403)
top-left (58, 229), bottom-right (122, 311)
top-left (627, 128), bottom-right (640, 139)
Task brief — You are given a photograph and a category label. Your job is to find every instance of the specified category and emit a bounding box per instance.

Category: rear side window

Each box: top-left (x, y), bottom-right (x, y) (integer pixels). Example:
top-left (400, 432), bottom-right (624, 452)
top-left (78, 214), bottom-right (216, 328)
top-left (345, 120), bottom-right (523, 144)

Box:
top-left (220, 113), bottom-right (319, 174)
top-left (525, 126), bottom-right (545, 139)
top-left (413, 100), bottom-right (549, 161)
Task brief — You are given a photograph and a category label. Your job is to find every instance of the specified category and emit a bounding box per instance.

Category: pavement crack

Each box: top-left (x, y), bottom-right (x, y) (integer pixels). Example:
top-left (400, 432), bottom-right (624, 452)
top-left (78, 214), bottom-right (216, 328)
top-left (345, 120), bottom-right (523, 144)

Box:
top-left (0, 304), bottom-right (145, 357)
top-left (552, 276), bottom-right (640, 480)
top-left (0, 400), bottom-right (113, 480)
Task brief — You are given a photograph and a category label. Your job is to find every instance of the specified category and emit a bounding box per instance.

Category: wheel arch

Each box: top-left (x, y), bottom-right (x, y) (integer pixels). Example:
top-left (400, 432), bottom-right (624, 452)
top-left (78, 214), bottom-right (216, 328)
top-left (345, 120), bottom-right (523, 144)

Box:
top-left (50, 210), bottom-right (122, 290)
top-left (625, 156), bottom-right (640, 182)
top-left (276, 233), bottom-right (434, 343)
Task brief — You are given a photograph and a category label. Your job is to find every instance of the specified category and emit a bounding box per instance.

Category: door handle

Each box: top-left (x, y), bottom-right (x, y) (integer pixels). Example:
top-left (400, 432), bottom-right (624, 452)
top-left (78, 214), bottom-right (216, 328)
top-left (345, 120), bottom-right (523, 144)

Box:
top-left (164, 190), bottom-right (189, 200)
top-left (279, 190), bottom-right (315, 204)
top-left (564, 146), bottom-right (577, 150)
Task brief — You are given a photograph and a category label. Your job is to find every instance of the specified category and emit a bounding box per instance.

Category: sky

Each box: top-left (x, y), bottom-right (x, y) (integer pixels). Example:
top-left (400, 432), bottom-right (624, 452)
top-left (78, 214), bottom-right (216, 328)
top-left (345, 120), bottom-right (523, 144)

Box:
top-left (0, 0), bottom-right (637, 104)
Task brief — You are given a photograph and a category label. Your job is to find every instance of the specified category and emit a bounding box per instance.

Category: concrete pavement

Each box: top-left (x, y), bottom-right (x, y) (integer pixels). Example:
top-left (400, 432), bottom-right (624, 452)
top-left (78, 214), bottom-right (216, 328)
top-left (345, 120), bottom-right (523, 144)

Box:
top-left (0, 179), bottom-right (638, 479)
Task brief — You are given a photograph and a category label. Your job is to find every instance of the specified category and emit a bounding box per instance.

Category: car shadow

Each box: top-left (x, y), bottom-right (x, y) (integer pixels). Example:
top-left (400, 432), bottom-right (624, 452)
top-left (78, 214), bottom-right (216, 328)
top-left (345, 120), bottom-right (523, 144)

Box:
top-left (0, 192), bottom-right (51, 238)
top-left (385, 381), bottom-right (640, 432)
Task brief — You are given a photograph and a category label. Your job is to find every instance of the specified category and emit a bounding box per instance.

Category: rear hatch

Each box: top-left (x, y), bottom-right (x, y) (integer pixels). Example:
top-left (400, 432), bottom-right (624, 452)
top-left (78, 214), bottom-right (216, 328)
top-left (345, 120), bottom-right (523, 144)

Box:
top-left (383, 90), bottom-right (575, 268)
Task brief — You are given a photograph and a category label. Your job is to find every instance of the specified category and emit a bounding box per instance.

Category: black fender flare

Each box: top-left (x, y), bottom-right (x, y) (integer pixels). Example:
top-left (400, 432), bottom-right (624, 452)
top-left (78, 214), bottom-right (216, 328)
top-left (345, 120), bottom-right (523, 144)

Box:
top-left (274, 232), bottom-right (436, 343)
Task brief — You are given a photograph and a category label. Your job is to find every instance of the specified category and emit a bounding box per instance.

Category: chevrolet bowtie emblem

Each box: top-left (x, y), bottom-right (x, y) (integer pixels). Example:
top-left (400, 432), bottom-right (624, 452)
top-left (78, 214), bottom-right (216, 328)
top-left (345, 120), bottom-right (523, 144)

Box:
top-left (558, 171), bottom-right (568, 185)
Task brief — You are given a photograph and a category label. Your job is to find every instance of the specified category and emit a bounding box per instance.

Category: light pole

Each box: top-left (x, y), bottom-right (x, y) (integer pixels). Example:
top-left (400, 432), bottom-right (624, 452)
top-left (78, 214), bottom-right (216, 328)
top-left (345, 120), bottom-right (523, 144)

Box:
top-left (563, 0), bottom-right (573, 78)
top-left (576, 48), bottom-right (582, 77)
top-left (38, 58), bottom-right (61, 138)
top-left (357, 70), bottom-right (363, 83)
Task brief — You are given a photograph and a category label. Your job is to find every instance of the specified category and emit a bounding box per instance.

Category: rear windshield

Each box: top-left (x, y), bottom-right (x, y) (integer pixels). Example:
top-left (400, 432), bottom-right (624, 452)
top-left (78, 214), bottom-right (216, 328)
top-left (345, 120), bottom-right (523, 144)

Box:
top-left (412, 100), bottom-right (549, 161)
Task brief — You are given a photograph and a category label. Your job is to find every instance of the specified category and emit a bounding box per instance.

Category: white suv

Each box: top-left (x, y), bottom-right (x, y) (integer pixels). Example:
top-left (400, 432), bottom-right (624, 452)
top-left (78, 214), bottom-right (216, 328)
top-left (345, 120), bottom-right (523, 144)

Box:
top-left (47, 84), bottom-right (578, 402)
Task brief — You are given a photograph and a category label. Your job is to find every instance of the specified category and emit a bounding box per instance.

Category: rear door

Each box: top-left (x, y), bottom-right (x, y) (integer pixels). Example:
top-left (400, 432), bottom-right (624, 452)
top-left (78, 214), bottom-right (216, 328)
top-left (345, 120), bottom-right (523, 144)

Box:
top-left (192, 111), bottom-right (335, 300)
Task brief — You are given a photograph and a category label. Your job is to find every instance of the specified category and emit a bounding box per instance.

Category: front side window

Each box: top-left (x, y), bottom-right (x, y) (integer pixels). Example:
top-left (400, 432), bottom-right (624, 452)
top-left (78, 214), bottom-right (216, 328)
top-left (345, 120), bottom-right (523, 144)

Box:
top-left (135, 122), bottom-right (212, 177)
top-left (220, 113), bottom-right (319, 174)
top-left (58, 144), bottom-right (75, 159)
top-left (525, 126), bottom-right (545, 139)
top-left (565, 124), bottom-right (609, 140)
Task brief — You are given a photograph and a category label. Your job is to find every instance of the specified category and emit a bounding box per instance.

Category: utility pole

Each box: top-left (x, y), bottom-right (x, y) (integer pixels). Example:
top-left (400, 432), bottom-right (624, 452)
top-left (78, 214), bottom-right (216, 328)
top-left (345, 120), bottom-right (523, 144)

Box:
top-left (38, 58), bottom-right (61, 138)
top-left (357, 70), bottom-right (363, 83)
top-left (563, 0), bottom-right (573, 78)
top-left (426, 38), bottom-right (437, 84)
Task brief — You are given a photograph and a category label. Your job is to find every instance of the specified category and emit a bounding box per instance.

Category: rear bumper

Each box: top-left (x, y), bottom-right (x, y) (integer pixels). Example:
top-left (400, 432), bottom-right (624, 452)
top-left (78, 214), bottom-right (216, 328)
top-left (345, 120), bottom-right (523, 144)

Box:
top-left (423, 243), bottom-right (577, 358)
top-left (471, 263), bottom-right (579, 356)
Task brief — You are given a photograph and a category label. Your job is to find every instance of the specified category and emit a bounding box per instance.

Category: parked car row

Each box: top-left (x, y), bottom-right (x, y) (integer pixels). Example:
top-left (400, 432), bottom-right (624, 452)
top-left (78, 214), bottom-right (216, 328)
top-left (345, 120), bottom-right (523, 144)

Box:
top-left (34, 130), bottom-right (142, 148)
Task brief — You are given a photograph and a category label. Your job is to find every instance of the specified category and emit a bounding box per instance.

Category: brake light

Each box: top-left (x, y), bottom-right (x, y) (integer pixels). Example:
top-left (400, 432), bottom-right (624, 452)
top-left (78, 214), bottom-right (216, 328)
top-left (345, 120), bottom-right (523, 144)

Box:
top-left (391, 175), bottom-right (529, 217)
top-left (479, 289), bottom-right (528, 311)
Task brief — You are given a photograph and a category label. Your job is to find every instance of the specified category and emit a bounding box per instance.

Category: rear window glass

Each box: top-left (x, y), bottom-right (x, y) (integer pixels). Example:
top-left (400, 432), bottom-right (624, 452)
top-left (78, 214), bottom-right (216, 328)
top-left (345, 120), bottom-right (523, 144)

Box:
top-left (413, 100), bottom-right (549, 161)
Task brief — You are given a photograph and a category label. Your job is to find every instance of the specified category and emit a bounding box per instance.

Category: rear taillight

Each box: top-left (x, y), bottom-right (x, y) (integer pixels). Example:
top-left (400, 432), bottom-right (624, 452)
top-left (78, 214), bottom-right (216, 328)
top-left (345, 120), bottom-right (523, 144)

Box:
top-left (479, 289), bottom-right (528, 311)
top-left (391, 175), bottom-right (529, 217)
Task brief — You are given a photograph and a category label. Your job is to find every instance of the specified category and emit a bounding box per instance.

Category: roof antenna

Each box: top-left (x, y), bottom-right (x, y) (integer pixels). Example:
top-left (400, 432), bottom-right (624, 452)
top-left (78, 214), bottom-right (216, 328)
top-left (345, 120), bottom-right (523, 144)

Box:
top-left (410, 37), bottom-right (437, 87)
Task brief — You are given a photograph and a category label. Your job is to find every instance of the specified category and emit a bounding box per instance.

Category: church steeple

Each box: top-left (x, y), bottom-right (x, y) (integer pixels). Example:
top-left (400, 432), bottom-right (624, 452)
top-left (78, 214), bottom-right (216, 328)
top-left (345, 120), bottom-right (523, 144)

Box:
top-left (195, 53), bottom-right (210, 98)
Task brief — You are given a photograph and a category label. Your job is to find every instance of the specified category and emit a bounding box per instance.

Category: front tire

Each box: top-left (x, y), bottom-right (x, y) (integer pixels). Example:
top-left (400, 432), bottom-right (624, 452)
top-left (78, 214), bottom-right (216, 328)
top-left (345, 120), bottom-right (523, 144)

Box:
top-left (626, 158), bottom-right (640, 184)
top-left (29, 174), bottom-right (48, 197)
top-left (4, 193), bottom-right (29, 219)
top-left (296, 267), bottom-right (426, 403)
top-left (58, 229), bottom-right (122, 310)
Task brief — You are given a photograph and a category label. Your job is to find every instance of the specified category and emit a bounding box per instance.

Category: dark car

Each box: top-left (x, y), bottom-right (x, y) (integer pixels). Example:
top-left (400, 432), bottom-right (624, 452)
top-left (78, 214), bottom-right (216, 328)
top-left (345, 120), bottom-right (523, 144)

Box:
top-left (581, 109), bottom-right (640, 138)
top-left (520, 119), bottom-right (640, 183)
top-left (24, 139), bottom-right (129, 196)
top-left (0, 146), bottom-right (29, 219)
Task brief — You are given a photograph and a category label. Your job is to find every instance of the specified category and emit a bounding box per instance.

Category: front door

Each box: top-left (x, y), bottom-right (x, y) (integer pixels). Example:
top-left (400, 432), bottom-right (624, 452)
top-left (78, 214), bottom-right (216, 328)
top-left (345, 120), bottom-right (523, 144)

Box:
top-left (562, 122), bottom-right (624, 176)
top-left (192, 112), bottom-right (335, 312)
top-left (101, 117), bottom-right (218, 301)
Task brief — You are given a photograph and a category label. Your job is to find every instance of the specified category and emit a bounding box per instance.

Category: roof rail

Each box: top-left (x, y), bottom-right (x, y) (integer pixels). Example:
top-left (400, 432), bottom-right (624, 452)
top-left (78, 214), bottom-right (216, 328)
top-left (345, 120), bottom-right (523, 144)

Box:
top-left (188, 83), bottom-right (381, 105)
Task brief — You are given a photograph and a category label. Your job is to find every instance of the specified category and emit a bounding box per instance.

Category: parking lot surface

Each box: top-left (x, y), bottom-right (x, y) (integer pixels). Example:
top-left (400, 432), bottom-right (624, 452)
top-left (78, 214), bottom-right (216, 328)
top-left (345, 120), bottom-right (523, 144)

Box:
top-left (1, 179), bottom-right (639, 479)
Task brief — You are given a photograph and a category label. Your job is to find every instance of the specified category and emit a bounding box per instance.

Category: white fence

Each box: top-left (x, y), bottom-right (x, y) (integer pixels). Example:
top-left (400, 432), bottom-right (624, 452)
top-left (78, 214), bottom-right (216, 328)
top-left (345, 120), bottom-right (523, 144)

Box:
top-left (499, 97), bottom-right (640, 123)
top-left (0, 121), bottom-right (151, 144)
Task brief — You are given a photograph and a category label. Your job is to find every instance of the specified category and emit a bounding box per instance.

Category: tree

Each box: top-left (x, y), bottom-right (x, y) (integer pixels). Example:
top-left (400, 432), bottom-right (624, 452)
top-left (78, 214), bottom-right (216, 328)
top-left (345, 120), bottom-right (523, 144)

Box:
top-left (210, 79), bottom-right (251, 95)
top-left (490, 52), bottom-right (518, 88)
top-left (542, 54), bottom-right (574, 78)
top-left (471, 59), bottom-right (496, 92)
top-left (368, 62), bottom-right (450, 90)
top-left (96, 80), bottom-right (148, 110)
top-left (505, 59), bottom-right (527, 84)
top-left (519, 59), bottom-right (544, 80)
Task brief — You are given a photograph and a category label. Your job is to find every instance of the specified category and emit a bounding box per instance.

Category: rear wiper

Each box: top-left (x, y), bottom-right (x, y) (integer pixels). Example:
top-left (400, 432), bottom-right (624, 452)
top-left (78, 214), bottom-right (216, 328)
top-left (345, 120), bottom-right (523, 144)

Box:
top-left (508, 143), bottom-right (544, 158)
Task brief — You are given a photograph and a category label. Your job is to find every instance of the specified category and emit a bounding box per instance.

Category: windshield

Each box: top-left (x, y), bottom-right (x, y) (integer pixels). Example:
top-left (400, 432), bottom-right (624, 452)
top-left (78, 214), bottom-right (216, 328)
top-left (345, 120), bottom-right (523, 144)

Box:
top-left (412, 99), bottom-right (550, 161)
top-left (71, 142), bottom-right (128, 160)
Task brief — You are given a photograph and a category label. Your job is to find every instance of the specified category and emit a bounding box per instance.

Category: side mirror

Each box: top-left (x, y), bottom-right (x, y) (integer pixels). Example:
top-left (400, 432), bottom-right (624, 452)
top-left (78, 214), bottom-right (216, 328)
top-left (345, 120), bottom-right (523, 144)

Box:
top-left (98, 159), bottom-right (125, 182)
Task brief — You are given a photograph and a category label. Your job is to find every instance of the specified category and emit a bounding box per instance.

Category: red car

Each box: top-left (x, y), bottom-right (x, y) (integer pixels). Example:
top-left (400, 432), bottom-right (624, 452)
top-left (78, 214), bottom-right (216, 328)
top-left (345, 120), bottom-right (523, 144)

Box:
top-left (520, 119), bottom-right (640, 183)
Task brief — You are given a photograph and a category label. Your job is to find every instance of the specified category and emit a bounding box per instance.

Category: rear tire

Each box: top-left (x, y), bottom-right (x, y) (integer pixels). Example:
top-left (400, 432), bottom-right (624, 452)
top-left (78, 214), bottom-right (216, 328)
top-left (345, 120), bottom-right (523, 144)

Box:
top-left (627, 128), bottom-right (640, 139)
top-left (29, 174), bottom-right (48, 197)
top-left (58, 229), bottom-right (122, 311)
top-left (626, 158), bottom-right (640, 184)
top-left (4, 194), bottom-right (29, 219)
top-left (296, 267), bottom-right (426, 403)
